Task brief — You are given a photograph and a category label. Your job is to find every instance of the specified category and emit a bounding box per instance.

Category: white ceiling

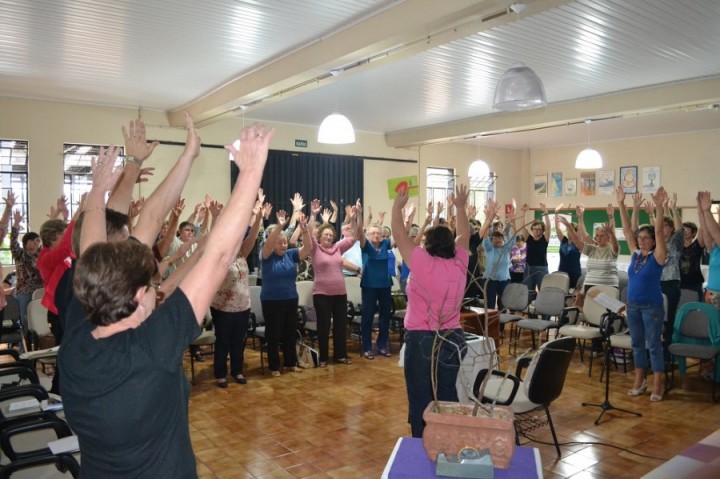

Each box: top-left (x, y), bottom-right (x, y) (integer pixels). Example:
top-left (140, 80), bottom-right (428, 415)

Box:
top-left (1, 0), bottom-right (719, 150)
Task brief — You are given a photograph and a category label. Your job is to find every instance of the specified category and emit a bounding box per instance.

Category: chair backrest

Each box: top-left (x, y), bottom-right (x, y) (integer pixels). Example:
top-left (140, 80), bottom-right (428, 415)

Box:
top-left (674, 302), bottom-right (720, 342)
top-left (679, 288), bottom-right (701, 310)
top-left (295, 281), bottom-right (314, 308)
top-left (0, 452), bottom-right (80, 478)
top-left (582, 285), bottom-right (620, 327)
top-left (541, 272), bottom-right (569, 294)
top-left (533, 287), bottom-right (566, 317)
top-left (2, 296), bottom-right (20, 324)
top-left (249, 285), bottom-right (264, 325)
top-left (26, 299), bottom-right (50, 338)
top-left (344, 276), bottom-right (362, 307)
top-left (524, 336), bottom-right (576, 406)
top-left (501, 283), bottom-right (530, 312)
top-left (617, 271), bottom-right (629, 294)
top-left (31, 288), bottom-right (45, 301)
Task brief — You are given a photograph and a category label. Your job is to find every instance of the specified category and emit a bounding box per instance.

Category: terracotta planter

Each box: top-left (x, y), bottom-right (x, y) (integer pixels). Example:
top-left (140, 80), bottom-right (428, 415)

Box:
top-left (422, 401), bottom-right (515, 469)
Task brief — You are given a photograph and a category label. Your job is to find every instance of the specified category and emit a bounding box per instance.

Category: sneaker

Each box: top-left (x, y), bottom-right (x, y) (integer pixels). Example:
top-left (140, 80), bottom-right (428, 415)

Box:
top-left (270, 370), bottom-right (281, 377)
top-left (363, 351), bottom-right (375, 360)
top-left (319, 361), bottom-right (328, 368)
top-left (235, 375), bottom-right (247, 385)
top-left (216, 380), bottom-right (228, 389)
top-left (284, 366), bottom-right (302, 373)
top-left (336, 358), bottom-right (352, 365)
top-left (377, 348), bottom-right (392, 357)
top-left (650, 392), bottom-right (663, 402)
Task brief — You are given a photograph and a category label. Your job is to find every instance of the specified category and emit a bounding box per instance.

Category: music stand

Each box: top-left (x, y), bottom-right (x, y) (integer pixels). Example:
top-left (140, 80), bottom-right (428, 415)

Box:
top-left (581, 293), bottom-right (642, 425)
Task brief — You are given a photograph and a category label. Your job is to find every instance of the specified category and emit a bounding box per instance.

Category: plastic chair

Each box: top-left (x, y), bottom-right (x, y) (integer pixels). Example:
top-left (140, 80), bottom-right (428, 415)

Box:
top-left (246, 285), bottom-right (267, 373)
top-left (515, 288), bottom-right (578, 353)
top-left (668, 302), bottom-right (720, 402)
top-left (559, 285), bottom-right (619, 377)
top-left (497, 283), bottom-right (530, 354)
top-left (474, 336), bottom-right (576, 457)
top-left (0, 452), bottom-right (80, 478)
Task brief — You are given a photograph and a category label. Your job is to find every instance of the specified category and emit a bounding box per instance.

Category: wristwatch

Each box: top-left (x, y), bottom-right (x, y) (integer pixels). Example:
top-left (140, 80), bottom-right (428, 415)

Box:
top-left (125, 155), bottom-right (143, 167)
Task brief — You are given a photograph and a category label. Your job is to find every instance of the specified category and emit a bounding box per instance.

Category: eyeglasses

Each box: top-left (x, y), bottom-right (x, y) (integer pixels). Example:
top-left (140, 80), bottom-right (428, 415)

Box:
top-left (367, 231), bottom-right (382, 236)
top-left (637, 235), bottom-right (653, 240)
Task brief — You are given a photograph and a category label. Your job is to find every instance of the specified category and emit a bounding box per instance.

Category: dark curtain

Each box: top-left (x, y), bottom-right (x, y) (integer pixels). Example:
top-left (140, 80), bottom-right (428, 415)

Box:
top-left (231, 149), bottom-right (364, 224)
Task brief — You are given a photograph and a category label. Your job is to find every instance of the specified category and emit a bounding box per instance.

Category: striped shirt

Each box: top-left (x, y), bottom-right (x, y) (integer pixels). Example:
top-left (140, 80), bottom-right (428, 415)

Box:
top-left (583, 244), bottom-right (619, 287)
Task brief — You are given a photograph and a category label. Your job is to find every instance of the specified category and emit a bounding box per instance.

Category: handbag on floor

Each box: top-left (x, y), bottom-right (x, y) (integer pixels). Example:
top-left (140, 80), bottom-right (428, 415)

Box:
top-left (296, 331), bottom-right (318, 368)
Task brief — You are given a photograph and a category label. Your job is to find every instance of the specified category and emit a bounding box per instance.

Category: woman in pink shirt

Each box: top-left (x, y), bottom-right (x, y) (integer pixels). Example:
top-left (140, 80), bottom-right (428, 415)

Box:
top-left (392, 184), bottom-right (471, 438)
top-left (310, 208), bottom-right (362, 368)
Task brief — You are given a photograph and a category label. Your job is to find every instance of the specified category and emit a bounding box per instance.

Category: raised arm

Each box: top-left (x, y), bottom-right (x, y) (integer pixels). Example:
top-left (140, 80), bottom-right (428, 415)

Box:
top-left (239, 197), bottom-right (263, 259)
top-left (262, 211), bottom-right (288, 260)
top-left (132, 112), bottom-right (201, 246)
top-left (651, 187), bottom-right (668, 265)
top-left (617, 186), bottom-right (637, 252)
top-left (297, 217), bottom-right (312, 261)
top-left (392, 187), bottom-right (415, 268)
top-left (575, 204), bottom-right (592, 244)
top-left (0, 191), bottom-right (16, 239)
top-left (539, 203), bottom-right (551, 241)
top-left (698, 191), bottom-right (720, 248)
top-left (329, 200), bottom-right (338, 224)
top-left (356, 199), bottom-right (366, 248)
top-left (519, 202), bottom-right (530, 239)
top-left (669, 192), bottom-right (682, 231)
top-left (553, 203), bottom-right (566, 243)
top-left (477, 199), bottom-right (499, 240)
top-left (79, 147), bottom-right (124, 255)
top-left (179, 124), bottom-right (273, 323)
top-left (631, 193), bottom-right (643, 232)
top-left (606, 203), bottom-right (619, 255)
top-left (108, 119), bottom-right (159, 214)
top-left (453, 184), bottom-right (470, 252)
top-left (559, 216), bottom-right (584, 251)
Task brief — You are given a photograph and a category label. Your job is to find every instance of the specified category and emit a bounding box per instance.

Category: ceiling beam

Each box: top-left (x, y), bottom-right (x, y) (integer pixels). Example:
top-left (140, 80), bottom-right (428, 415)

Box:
top-left (385, 76), bottom-right (720, 148)
top-left (168, 0), bottom-right (573, 128)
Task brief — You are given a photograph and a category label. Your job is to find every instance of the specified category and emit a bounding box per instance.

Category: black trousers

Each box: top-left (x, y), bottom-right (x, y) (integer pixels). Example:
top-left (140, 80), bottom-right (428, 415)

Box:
top-left (261, 298), bottom-right (299, 371)
top-left (313, 294), bottom-right (348, 362)
top-left (211, 308), bottom-right (250, 378)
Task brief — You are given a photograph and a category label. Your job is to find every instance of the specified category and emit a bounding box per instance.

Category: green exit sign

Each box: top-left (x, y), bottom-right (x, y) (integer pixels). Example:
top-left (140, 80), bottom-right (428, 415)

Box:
top-left (295, 139), bottom-right (308, 148)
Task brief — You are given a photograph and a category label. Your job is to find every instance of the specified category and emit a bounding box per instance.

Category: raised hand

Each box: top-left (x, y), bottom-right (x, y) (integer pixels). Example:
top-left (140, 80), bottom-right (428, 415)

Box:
top-left (130, 197), bottom-right (145, 219)
top-left (91, 146), bottom-right (123, 197)
top-left (355, 199), bottom-right (362, 216)
top-left (172, 198), bottom-right (185, 217)
top-left (539, 202), bottom-right (548, 214)
top-left (377, 211), bottom-right (386, 224)
top-left (209, 200), bottom-right (224, 218)
top-left (521, 202), bottom-right (530, 214)
top-left (454, 184), bottom-right (469, 210)
top-left (631, 192), bottom-right (643, 209)
top-left (262, 202), bottom-right (273, 219)
top-left (344, 204), bottom-right (353, 222)
top-left (4, 191), bottom-right (16, 209)
top-left (310, 199), bottom-right (321, 216)
top-left (436, 201), bottom-right (444, 216)
top-left (321, 208), bottom-right (332, 224)
top-left (12, 209), bottom-right (23, 227)
top-left (122, 119), bottom-right (159, 162)
top-left (698, 191), bottom-right (712, 211)
top-left (426, 201), bottom-right (433, 216)
top-left (225, 123), bottom-right (274, 174)
top-left (670, 192), bottom-right (678, 209)
top-left (447, 193), bottom-right (454, 211)
top-left (183, 112), bottom-right (201, 160)
top-left (290, 192), bottom-right (304, 212)
top-left (616, 185), bottom-right (626, 204)
top-left (651, 186), bottom-right (668, 208)
top-left (136, 167), bottom-right (154, 183)
top-left (276, 210), bottom-right (288, 227)
top-left (576, 204), bottom-right (585, 217)
top-left (257, 188), bottom-right (266, 207)
top-left (554, 203), bottom-right (564, 214)
top-left (330, 200), bottom-right (338, 212)
top-left (204, 194), bottom-right (213, 210)
top-left (467, 204), bottom-right (477, 219)
top-left (404, 203), bottom-right (416, 223)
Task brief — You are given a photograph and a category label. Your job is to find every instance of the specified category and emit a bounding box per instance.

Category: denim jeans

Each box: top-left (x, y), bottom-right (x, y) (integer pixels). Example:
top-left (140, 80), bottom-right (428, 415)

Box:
top-left (361, 287), bottom-right (392, 353)
top-left (14, 291), bottom-right (32, 333)
top-left (403, 329), bottom-right (465, 438)
top-left (626, 302), bottom-right (665, 373)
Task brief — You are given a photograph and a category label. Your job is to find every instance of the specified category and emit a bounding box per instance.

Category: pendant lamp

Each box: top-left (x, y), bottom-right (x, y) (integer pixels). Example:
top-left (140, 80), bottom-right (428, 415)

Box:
top-left (575, 120), bottom-right (603, 169)
top-left (493, 63), bottom-right (547, 112)
top-left (318, 113), bottom-right (355, 144)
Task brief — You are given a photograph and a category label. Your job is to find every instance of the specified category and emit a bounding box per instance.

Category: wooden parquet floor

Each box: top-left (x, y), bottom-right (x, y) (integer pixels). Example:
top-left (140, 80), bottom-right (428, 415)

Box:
top-left (187, 332), bottom-right (720, 479)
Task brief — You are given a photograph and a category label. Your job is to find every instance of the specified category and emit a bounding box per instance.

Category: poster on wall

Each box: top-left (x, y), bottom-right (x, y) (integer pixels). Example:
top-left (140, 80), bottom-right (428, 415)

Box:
top-left (386, 175), bottom-right (419, 199)
top-left (549, 172), bottom-right (562, 197)
top-left (534, 174), bottom-right (547, 196)
top-left (619, 166), bottom-right (638, 194)
top-left (580, 171), bottom-right (596, 196)
top-left (597, 170), bottom-right (615, 195)
top-left (642, 166), bottom-right (661, 193)
top-left (564, 178), bottom-right (577, 196)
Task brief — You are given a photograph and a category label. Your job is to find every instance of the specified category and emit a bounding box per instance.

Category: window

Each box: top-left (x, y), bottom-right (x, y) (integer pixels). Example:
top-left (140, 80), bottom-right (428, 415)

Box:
top-left (63, 144), bottom-right (125, 219)
top-left (468, 160), bottom-right (495, 223)
top-left (426, 167), bottom-right (455, 219)
top-left (0, 140), bottom-right (29, 265)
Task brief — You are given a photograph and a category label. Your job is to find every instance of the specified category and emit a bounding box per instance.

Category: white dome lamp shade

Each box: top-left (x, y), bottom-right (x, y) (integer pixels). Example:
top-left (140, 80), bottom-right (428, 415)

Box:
top-left (575, 120), bottom-right (603, 169)
top-left (318, 113), bottom-right (355, 144)
top-left (493, 63), bottom-right (547, 112)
